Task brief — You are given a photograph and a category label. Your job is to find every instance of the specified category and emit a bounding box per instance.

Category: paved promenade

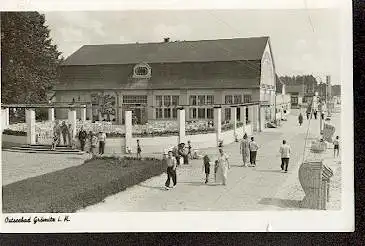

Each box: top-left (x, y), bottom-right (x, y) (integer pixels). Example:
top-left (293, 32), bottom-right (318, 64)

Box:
top-left (80, 108), bottom-right (341, 212)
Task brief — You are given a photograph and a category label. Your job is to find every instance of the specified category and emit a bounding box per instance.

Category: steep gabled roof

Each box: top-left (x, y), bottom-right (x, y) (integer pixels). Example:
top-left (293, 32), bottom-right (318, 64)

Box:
top-left (62, 36), bottom-right (269, 66)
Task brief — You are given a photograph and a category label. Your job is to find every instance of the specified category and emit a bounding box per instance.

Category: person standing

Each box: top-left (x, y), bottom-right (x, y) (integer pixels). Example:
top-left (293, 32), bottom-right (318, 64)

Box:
top-left (202, 155), bottom-right (211, 184)
top-left (306, 107), bottom-right (311, 120)
top-left (67, 123), bottom-right (73, 147)
top-left (249, 137), bottom-right (259, 167)
top-left (173, 144), bottom-right (180, 166)
top-left (216, 148), bottom-right (230, 185)
top-left (61, 121), bottom-right (69, 146)
top-left (91, 133), bottom-right (98, 157)
top-left (165, 151), bottom-right (177, 190)
top-left (53, 120), bottom-right (61, 146)
top-left (279, 140), bottom-right (291, 173)
top-left (98, 131), bottom-right (106, 155)
top-left (240, 133), bottom-right (250, 167)
top-left (298, 113), bottom-right (303, 126)
top-left (333, 136), bottom-right (340, 158)
top-left (187, 140), bottom-right (193, 159)
top-left (78, 126), bottom-right (87, 151)
top-left (136, 139), bottom-right (142, 159)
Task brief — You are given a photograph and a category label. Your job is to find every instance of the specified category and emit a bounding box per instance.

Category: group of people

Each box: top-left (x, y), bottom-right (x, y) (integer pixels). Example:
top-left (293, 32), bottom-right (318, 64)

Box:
top-left (77, 127), bottom-right (107, 156)
top-left (51, 121), bottom-right (107, 156)
top-left (51, 120), bottom-right (74, 150)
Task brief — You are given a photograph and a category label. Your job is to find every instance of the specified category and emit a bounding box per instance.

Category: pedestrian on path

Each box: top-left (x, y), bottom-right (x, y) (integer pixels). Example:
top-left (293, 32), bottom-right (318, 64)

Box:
top-left (61, 121), bottom-right (69, 146)
top-left (202, 155), bottom-right (211, 184)
top-left (249, 137), bottom-right (259, 167)
top-left (98, 131), bottom-right (106, 155)
top-left (67, 123), bottom-right (73, 147)
top-left (306, 107), bottom-right (311, 120)
top-left (53, 120), bottom-right (61, 146)
top-left (240, 133), bottom-right (250, 167)
top-left (187, 140), bottom-right (193, 159)
top-left (298, 113), bottom-right (303, 126)
top-left (279, 140), bottom-right (291, 173)
top-left (216, 148), bottom-right (230, 186)
top-left (90, 132), bottom-right (98, 157)
top-left (173, 145), bottom-right (180, 166)
top-left (136, 139), bottom-right (142, 159)
top-left (333, 136), bottom-right (340, 158)
top-left (78, 126), bottom-right (87, 151)
top-left (165, 151), bottom-right (177, 190)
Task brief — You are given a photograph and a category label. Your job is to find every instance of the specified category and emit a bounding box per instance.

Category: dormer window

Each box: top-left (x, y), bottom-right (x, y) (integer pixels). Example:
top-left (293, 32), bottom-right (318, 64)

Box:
top-left (133, 63), bottom-right (151, 79)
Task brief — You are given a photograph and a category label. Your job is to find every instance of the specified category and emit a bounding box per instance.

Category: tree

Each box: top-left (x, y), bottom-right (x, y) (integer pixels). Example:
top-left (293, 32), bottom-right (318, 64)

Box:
top-left (1, 12), bottom-right (62, 104)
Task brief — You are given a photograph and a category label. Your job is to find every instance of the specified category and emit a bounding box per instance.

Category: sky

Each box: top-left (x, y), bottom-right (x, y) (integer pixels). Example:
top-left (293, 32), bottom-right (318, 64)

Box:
top-left (44, 9), bottom-right (341, 84)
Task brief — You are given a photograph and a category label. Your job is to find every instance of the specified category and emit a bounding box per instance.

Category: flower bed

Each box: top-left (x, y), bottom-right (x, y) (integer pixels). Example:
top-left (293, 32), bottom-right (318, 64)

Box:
top-left (2, 156), bottom-right (165, 213)
top-left (4, 120), bottom-right (244, 139)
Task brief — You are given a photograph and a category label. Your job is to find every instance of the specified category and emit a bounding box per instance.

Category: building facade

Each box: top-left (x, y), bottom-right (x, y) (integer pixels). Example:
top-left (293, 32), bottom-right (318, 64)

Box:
top-left (54, 36), bottom-right (277, 125)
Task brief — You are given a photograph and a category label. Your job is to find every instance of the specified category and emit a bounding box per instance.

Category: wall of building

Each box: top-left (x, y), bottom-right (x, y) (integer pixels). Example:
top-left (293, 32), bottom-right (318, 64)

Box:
top-left (259, 42), bottom-right (276, 122)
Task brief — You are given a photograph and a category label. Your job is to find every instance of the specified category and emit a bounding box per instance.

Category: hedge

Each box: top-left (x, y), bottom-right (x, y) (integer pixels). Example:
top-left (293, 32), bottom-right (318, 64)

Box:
top-left (2, 156), bottom-right (166, 213)
top-left (2, 129), bottom-right (27, 136)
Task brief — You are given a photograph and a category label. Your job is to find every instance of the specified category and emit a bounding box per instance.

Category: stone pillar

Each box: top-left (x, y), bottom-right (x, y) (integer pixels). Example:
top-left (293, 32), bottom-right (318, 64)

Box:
top-left (241, 106), bottom-right (246, 133)
top-left (231, 107), bottom-right (237, 140)
top-left (25, 108), bottom-right (36, 145)
top-left (178, 109), bottom-right (186, 144)
top-left (5, 108), bottom-right (9, 127)
top-left (125, 110), bottom-right (132, 153)
top-left (259, 106), bottom-right (265, 132)
top-left (80, 105), bottom-right (86, 122)
top-left (48, 108), bottom-right (55, 122)
top-left (87, 103), bottom-right (93, 121)
top-left (68, 109), bottom-right (77, 139)
top-left (98, 109), bottom-right (102, 121)
top-left (252, 105), bottom-right (258, 132)
top-left (214, 107), bottom-right (222, 147)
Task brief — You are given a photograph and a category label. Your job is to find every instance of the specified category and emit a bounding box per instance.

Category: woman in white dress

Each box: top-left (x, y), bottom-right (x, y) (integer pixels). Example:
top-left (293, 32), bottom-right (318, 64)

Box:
top-left (216, 148), bottom-right (230, 185)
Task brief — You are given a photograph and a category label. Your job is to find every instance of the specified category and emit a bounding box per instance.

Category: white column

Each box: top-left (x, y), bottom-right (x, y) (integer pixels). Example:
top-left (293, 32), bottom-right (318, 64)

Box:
top-left (241, 106), bottom-right (246, 133)
top-left (253, 105), bottom-right (260, 132)
top-left (80, 105), bottom-right (86, 122)
top-left (68, 109), bottom-right (77, 139)
top-left (98, 110), bottom-right (102, 121)
top-left (178, 109), bottom-right (186, 144)
top-left (214, 107), bottom-right (222, 147)
top-left (231, 107), bottom-right (237, 139)
top-left (1, 108), bottom-right (10, 132)
top-left (5, 108), bottom-right (9, 127)
top-left (252, 105), bottom-right (258, 132)
top-left (259, 106), bottom-right (265, 132)
top-left (25, 108), bottom-right (36, 145)
top-left (125, 110), bottom-right (132, 153)
top-left (87, 103), bottom-right (93, 121)
top-left (48, 108), bottom-right (55, 122)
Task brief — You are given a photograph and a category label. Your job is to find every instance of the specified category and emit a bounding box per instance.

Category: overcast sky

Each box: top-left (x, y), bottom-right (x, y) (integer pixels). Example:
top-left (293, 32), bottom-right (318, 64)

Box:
top-left (44, 9), bottom-right (341, 84)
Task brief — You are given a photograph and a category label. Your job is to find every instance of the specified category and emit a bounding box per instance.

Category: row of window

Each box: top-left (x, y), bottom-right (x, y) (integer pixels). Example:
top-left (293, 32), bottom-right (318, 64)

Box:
top-left (189, 108), bottom-right (214, 119)
top-left (189, 95), bottom-right (214, 105)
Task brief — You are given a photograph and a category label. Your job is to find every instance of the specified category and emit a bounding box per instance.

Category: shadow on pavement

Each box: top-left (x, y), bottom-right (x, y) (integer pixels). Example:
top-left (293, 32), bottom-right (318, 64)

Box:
top-left (258, 197), bottom-right (302, 209)
top-left (255, 169), bottom-right (283, 173)
top-left (137, 184), bottom-right (166, 191)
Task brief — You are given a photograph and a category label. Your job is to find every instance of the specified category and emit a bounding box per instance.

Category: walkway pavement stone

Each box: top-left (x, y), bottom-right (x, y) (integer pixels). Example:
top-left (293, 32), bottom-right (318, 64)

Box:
top-left (79, 107), bottom-right (342, 212)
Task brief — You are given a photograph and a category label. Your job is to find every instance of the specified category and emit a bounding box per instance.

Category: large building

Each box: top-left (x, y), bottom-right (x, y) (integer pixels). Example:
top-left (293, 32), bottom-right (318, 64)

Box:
top-left (54, 36), bottom-right (277, 125)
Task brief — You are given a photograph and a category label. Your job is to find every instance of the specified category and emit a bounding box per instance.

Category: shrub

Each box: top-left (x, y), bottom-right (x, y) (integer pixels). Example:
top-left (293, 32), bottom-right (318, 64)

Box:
top-left (3, 129), bottom-right (27, 136)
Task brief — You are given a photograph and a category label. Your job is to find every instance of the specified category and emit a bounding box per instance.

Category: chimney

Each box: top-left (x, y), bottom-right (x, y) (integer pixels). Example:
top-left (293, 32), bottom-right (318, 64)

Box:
top-left (163, 37), bottom-right (170, 43)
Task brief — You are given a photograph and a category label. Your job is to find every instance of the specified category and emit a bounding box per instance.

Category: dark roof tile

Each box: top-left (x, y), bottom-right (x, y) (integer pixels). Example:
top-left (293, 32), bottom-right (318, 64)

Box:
top-left (62, 36), bottom-right (269, 66)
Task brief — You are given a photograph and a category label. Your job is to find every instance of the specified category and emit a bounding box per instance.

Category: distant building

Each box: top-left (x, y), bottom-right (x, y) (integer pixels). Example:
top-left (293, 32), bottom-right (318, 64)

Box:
top-left (55, 36), bottom-right (277, 125)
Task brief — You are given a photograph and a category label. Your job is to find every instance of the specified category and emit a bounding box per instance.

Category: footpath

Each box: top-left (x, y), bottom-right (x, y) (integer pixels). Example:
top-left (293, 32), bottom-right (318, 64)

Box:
top-left (79, 108), bottom-right (342, 212)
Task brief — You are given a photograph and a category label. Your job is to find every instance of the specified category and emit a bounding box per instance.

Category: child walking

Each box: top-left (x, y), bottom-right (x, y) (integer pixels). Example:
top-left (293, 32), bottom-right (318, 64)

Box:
top-left (202, 155), bottom-right (211, 184)
top-left (136, 139), bottom-right (142, 159)
top-left (51, 133), bottom-right (58, 151)
top-left (333, 136), bottom-right (340, 158)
